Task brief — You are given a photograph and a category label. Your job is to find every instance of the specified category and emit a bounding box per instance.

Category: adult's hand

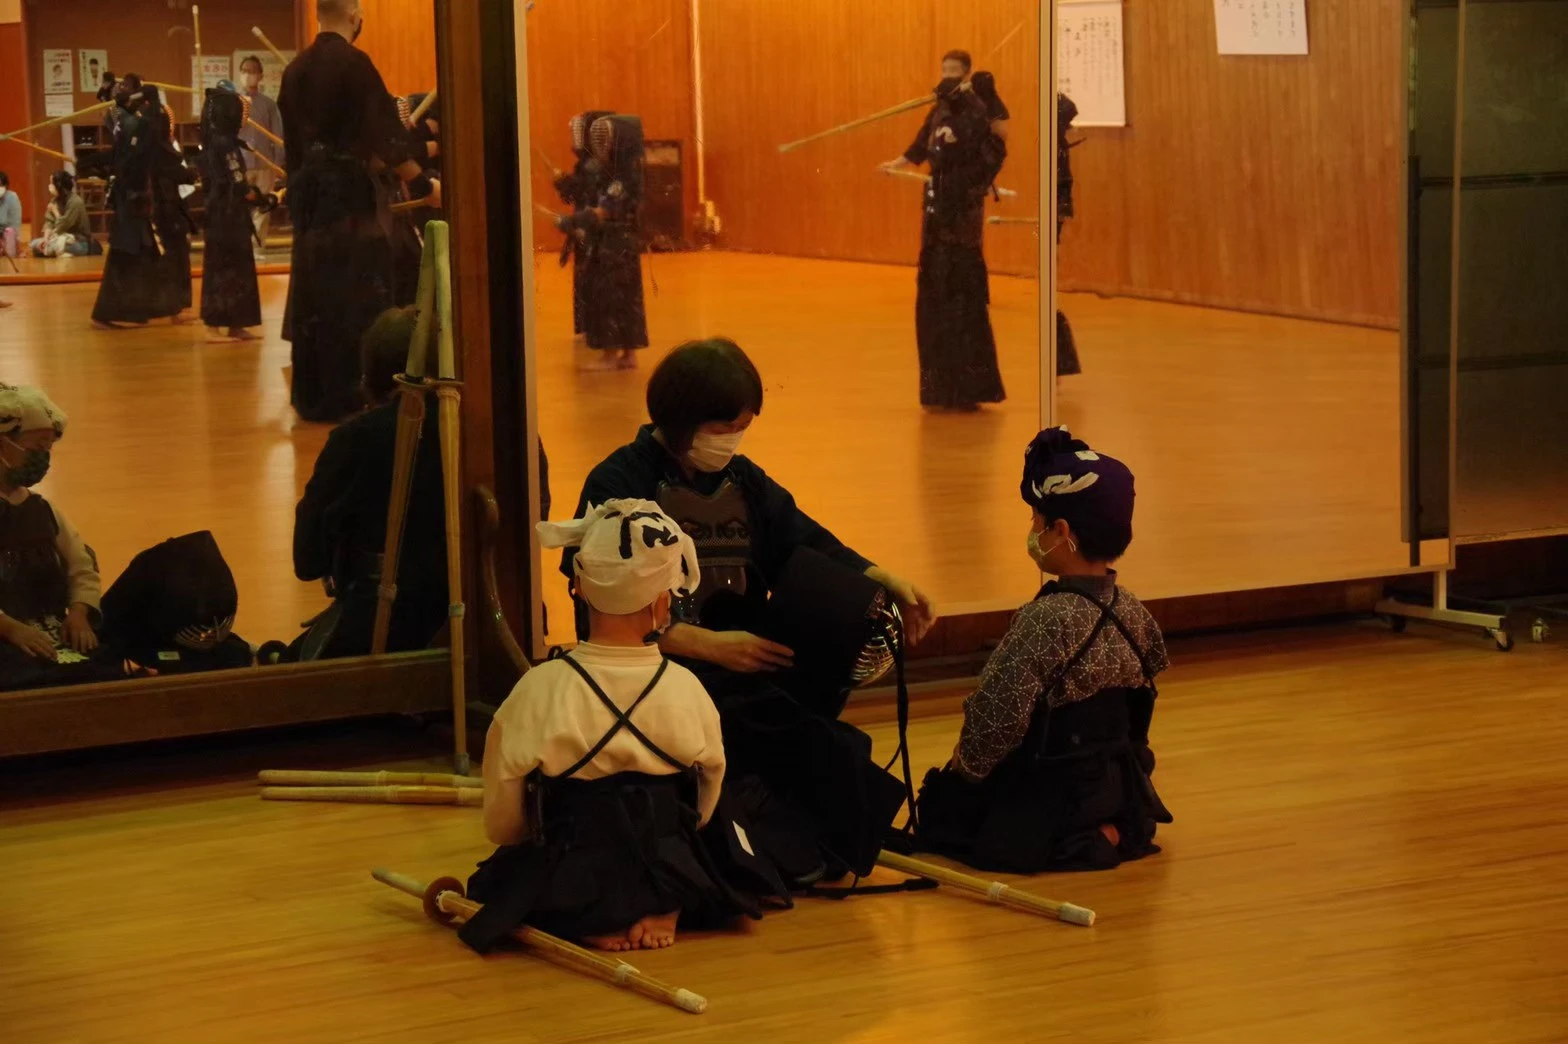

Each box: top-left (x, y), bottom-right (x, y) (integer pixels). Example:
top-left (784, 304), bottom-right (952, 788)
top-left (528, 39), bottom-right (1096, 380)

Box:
top-left (662, 623), bottom-right (794, 673)
top-left (1, 616), bottom-right (57, 660)
top-left (866, 567), bottom-right (938, 645)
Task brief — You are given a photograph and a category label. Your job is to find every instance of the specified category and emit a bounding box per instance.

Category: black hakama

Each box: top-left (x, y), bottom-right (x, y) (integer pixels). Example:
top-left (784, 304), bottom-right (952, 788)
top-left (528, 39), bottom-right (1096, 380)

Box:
top-left (199, 200), bottom-right (262, 331)
top-left (914, 686), bottom-right (1170, 872)
top-left (905, 93), bottom-right (1006, 409)
top-left (582, 222), bottom-right (648, 351)
top-left (461, 773), bottom-right (757, 951)
top-left (92, 111), bottom-right (168, 326)
top-left (279, 31), bottom-right (418, 423)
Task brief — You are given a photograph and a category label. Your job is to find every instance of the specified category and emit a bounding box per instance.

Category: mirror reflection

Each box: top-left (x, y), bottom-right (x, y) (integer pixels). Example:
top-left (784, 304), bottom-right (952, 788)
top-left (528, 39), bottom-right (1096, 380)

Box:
top-left (525, 0), bottom-right (1045, 650)
top-left (0, 0), bottom-right (448, 691)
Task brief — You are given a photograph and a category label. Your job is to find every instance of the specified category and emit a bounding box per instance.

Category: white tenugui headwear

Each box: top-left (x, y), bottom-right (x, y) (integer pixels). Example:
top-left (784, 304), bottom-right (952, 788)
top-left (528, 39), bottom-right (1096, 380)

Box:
top-left (0, 383), bottom-right (68, 438)
top-left (538, 499), bottom-right (700, 615)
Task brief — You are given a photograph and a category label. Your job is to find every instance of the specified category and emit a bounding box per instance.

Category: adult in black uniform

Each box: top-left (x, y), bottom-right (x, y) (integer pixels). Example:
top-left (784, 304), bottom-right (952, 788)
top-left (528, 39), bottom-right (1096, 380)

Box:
top-left (565, 339), bottom-right (938, 886)
top-left (91, 77), bottom-right (166, 328)
top-left (278, 0), bottom-right (438, 423)
top-left (882, 50), bottom-right (1007, 411)
top-left (146, 88), bottom-right (197, 323)
top-left (198, 87), bottom-right (269, 342)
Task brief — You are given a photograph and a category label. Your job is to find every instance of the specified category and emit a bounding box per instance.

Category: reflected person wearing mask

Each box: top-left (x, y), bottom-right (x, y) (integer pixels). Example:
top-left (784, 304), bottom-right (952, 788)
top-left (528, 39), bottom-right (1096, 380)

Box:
top-left (563, 338), bottom-right (937, 888)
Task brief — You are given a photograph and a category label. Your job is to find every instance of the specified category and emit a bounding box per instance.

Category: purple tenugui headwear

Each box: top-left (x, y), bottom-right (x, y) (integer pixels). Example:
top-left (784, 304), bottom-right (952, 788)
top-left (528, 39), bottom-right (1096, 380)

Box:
top-left (1020, 427), bottom-right (1135, 550)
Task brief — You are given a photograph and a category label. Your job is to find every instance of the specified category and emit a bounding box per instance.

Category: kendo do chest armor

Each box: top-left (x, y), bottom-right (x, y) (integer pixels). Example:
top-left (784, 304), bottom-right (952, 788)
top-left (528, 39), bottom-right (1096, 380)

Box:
top-left (656, 479), bottom-right (751, 627)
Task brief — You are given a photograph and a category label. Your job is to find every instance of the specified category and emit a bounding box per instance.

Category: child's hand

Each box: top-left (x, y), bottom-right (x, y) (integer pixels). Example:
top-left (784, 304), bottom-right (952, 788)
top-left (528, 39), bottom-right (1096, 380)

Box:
top-left (1, 616), bottom-right (58, 660)
top-left (64, 603), bottom-right (99, 654)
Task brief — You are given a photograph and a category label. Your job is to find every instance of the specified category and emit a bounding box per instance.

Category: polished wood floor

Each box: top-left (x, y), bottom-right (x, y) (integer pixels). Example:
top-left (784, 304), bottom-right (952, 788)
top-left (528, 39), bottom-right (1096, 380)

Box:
top-left (533, 251), bottom-right (1409, 640)
top-left (2, 623), bottom-right (1564, 1043)
top-left (0, 252), bottom-right (1408, 647)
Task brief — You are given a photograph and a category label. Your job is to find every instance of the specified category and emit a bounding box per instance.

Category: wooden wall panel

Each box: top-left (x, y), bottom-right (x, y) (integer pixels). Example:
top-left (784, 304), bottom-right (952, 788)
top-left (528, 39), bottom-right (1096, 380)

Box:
top-left (521, 0), bottom-right (696, 250)
top-left (695, 0), bottom-right (1402, 324)
top-left (699, 0), bottom-right (1044, 277)
top-left (1059, 0), bottom-right (1404, 327)
top-left (301, 0), bottom-right (437, 97)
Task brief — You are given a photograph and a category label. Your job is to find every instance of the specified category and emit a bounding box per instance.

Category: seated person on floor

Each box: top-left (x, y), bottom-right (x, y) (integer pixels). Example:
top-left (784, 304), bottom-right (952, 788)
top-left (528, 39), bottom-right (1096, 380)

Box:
top-left (464, 500), bottom-right (757, 954)
top-left (914, 427), bottom-right (1172, 873)
top-left (0, 383), bottom-right (132, 690)
top-left (31, 172), bottom-right (95, 258)
top-left (565, 338), bottom-right (938, 889)
top-left (289, 307), bottom-right (447, 659)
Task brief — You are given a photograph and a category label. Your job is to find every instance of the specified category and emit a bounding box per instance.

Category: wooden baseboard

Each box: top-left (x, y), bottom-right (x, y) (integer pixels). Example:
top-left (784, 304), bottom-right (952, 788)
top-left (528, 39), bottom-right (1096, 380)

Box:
top-left (0, 651), bottom-right (450, 759)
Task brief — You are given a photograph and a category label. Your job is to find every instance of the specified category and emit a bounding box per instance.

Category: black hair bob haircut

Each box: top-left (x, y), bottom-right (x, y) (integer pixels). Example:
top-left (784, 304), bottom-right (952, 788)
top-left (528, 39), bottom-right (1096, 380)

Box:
top-left (646, 337), bottom-right (763, 455)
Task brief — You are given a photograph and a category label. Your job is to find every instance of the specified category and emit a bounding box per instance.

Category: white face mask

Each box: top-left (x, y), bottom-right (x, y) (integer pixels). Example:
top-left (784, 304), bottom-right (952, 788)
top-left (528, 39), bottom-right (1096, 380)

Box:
top-left (687, 431), bottom-right (744, 473)
top-left (1027, 529), bottom-right (1076, 570)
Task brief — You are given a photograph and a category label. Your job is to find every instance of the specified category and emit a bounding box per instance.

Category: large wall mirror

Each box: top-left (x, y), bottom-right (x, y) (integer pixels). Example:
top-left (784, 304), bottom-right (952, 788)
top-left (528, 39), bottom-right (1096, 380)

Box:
top-left (519, 0), bottom-right (1047, 652)
top-left (0, 0), bottom-right (461, 732)
top-left (517, 0), bottom-right (1418, 651)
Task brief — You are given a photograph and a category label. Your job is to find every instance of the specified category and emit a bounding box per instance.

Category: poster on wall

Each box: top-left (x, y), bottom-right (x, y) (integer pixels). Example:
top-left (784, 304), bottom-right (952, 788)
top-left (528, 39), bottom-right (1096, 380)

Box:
top-left (231, 50), bottom-right (296, 100)
top-left (78, 50), bottom-right (109, 94)
top-left (45, 94), bottom-right (76, 118)
top-left (189, 55), bottom-right (235, 114)
top-left (1214, 0), bottom-right (1310, 56)
top-left (1058, 1), bottom-right (1127, 128)
top-left (43, 49), bottom-right (74, 95)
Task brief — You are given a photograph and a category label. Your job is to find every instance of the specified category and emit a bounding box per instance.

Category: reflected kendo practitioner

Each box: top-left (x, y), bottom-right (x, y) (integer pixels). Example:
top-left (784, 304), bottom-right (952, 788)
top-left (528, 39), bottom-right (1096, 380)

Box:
top-left (553, 115), bottom-right (649, 371)
top-left (279, 0), bottom-right (440, 422)
top-left (147, 88), bottom-right (198, 324)
top-left (914, 428), bottom-right (1172, 872)
top-left (553, 110), bottom-right (612, 349)
top-left (92, 77), bottom-right (181, 329)
top-left (198, 85), bottom-right (273, 343)
top-left (564, 339), bottom-right (937, 891)
top-left (883, 50), bottom-right (1007, 411)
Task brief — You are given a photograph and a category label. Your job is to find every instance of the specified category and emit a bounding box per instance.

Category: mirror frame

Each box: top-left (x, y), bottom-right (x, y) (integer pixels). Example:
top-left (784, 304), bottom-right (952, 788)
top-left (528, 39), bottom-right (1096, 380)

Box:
top-left (0, 0), bottom-right (533, 759)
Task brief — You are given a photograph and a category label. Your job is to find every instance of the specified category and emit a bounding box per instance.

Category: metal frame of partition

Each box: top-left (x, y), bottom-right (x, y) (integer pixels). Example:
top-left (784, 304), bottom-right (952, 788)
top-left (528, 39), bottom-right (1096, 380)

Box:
top-left (1378, 0), bottom-right (1568, 651)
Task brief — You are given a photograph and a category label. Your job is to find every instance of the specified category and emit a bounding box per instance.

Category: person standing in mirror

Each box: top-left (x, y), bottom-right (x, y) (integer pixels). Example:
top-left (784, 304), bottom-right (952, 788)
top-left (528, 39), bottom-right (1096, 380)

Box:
top-left (882, 50), bottom-right (1007, 412)
top-left (1055, 93), bottom-right (1083, 379)
top-left (237, 55), bottom-right (286, 258)
top-left (553, 115), bottom-right (648, 371)
top-left (554, 110), bottom-right (613, 356)
top-left (198, 87), bottom-right (271, 343)
top-left (279, 0), bottom-right (440, 423)
top-left (92, 76), bottom-right (173, 329)
top-left (146, 86), bottom-right (199, 325)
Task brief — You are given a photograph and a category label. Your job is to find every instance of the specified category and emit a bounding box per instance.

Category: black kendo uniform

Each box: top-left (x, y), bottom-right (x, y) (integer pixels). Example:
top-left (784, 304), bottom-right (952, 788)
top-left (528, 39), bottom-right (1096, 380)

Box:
top-left (279, 30), bottom-right (427, 423)
top-left (556, 115), bottom-right (649, 355)
top-left (1055, 93), bottom-right (1083, 376)
top-left (92, 89), bottom-right (168, 325)
top-left (147, 91), bottom-right (197, 318)
top-left (198, 89), bottom-right (268, 332)
top-left (904, 80), bottom-right (1007, 408)
top-left (289, 403), bottom-right (447, 660)
top-left (566, 427), bottom-right (909, 893)
top-left (554, 109), bottom-right (613, 336)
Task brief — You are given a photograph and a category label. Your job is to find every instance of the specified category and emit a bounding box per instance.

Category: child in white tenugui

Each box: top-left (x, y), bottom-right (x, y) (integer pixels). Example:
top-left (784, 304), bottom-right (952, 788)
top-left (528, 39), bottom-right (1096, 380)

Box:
top-left (462, 499), bottom-right (758, 953)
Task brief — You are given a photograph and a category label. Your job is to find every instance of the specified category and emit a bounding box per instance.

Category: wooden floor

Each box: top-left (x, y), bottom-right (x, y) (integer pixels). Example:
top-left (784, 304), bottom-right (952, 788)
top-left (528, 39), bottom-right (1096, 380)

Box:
top-left (2, 623), bottom-right (1564, 1043)
top-left (534, 251), bottom-right (1409, 641)
top-left (0, 252), bottom-right (1408, 647)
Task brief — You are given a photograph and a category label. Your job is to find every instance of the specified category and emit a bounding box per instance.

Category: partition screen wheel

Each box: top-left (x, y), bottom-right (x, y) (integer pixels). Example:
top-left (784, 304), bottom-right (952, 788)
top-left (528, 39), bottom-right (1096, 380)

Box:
top-left (1489, 628), bottom-right (1514, 652)
top-left (1383, 614), bottom-right (1407, 634)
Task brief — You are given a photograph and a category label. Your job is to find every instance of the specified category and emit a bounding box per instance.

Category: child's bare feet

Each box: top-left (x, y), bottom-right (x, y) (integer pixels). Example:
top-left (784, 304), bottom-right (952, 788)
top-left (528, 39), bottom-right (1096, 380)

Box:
top-left (635, 911), bottom-right (678, 949)
top-left (585, 919), bottom-right (646, 952)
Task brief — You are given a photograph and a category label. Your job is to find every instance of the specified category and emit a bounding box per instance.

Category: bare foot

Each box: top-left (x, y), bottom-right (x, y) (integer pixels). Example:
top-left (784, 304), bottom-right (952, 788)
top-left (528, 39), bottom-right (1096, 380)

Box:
top-left (616, 349), bottom-right (639, 370)
top-left (635, 911), bottom-right (678, 949)
top-left (229, 327), bottom-right (262, 341)
top-left (91, 319), bottom-right (146, 330)
top-left (170, 311), bottom-right (200, 326)
top-left (206, 326), bottom-right (240, 343)
top-left (584, 919), bottom-right (645, 953)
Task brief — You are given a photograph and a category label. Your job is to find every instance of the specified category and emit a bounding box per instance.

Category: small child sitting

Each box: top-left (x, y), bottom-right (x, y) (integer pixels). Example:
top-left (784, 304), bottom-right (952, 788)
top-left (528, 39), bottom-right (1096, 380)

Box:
top-left (0, 383), bottom-right (128, 690)
top-left (461, 500), bottom-right (757, 954)
top-left (914, 427), bottom-right (1172, 873)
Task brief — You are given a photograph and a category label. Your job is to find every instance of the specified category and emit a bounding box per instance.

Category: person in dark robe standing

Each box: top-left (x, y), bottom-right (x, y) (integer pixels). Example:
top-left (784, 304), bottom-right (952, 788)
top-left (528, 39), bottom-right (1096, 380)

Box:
top-left (1055, 93), bottom-right (1083, 378)
top-left (554, 115), bottom-right (648, 371)
top-left (882, 50), bottom-right (1007, 411)
top-left (278, 0), bottom-right (438, 423)
top-left (554, 109), bottom-right (613, 348)
top-left (198, 88), bottom-right (269, 342)
top-left (146, 87), bottom-right (198, 323)
top-left (92, 77), bottom-right (165, 328)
